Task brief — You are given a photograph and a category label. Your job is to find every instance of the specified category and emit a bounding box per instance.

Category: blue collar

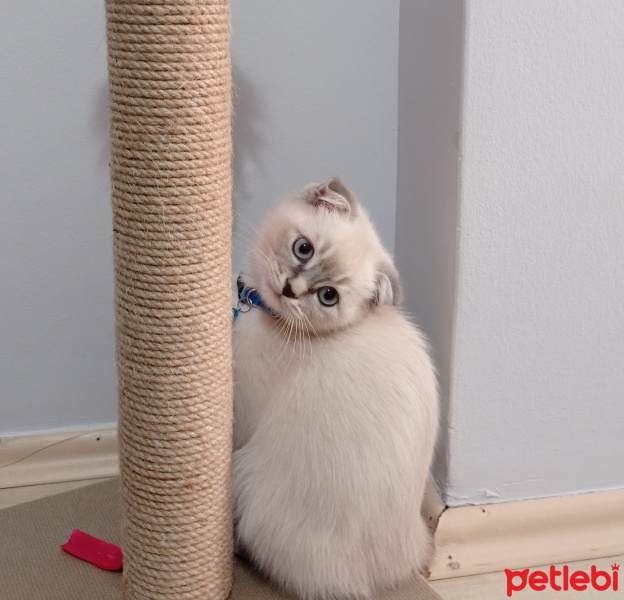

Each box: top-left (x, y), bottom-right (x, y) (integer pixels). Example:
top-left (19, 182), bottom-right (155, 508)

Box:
top-left (232, 276), bottom-right (280, 323)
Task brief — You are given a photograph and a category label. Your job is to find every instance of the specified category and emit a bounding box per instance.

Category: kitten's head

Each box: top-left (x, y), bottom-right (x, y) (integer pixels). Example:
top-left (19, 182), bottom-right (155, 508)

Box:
top-left (245, 178), bottom-right (402, 335)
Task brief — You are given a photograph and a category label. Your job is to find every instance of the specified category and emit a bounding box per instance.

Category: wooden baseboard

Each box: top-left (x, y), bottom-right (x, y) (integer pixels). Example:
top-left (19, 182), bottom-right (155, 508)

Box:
top-left (0, 428), bottom-right (447, 525)
top-left (3, 429), bottom-right (622, 583)
top-left (430, 488), bottom-right (624, 580)
top-left (0, 428), bottom-right (119, 489)
top-left (0, 428), bottom-right (446, 509)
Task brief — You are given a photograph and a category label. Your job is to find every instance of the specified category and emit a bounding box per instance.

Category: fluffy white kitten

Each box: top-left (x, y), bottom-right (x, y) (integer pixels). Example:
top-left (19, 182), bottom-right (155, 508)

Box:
top-left (233, 178), bottom-right (439, 599)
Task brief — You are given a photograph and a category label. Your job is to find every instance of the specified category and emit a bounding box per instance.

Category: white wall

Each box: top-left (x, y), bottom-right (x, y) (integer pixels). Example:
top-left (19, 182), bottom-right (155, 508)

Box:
top-left (395, 0), bottom-right (464, 492)
top-left (445, 0), bottom-right (624, 504)
top-left (0, 1), bottom-right (399, 436)
top-left (1, 3), bottom-right (116, 435)
top-left (3, 0), bottom-right (623, 509)
top-left (230, 0), bottom-right (399, 276)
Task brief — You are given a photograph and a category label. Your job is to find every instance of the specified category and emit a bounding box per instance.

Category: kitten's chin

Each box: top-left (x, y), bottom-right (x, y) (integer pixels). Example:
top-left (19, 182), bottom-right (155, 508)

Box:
top-left (259, 282), bottom-right (282, 313)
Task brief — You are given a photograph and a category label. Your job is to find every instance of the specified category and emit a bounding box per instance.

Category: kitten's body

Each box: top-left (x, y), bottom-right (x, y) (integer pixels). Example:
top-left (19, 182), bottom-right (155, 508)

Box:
top-left (233, 179), bottom-right (439, 599)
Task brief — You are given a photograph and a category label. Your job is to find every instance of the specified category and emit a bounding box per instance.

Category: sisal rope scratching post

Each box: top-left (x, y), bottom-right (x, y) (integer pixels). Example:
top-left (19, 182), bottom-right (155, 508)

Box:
top-left (105, 1), bottom-right (233, 598)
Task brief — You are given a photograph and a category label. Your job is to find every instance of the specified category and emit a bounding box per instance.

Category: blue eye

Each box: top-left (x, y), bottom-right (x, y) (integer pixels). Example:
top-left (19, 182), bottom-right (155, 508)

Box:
top-left (293, 237), bottom-right (314, 261)
top-left (318, 287), bottom-right (339, 307)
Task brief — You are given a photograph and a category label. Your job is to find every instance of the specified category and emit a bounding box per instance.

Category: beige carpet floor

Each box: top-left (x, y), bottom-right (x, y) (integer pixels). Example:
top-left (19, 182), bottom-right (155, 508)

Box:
top-left (0, 478), bottom-right (441, 599)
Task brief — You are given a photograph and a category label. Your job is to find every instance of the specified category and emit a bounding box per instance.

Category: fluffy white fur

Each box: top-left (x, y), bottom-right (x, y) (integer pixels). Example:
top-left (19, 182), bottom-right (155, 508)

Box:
top-left (233, 178), bottom-right (439, 599)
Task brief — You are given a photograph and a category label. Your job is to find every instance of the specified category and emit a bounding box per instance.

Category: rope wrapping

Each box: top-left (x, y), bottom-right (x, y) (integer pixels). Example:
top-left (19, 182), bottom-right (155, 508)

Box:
top-left (105, 1), bottom-right (233, 598)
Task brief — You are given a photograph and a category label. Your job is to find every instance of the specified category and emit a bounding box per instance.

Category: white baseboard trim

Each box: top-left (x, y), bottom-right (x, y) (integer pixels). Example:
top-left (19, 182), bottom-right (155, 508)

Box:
top-left (430, 488), bottom-right (624, 580)
top-left (0, 428), bottom-right (447, 524)
top-left (0, 428), bottom-right (119, 489)
top-left (3, 429), bottom-right (622, 583)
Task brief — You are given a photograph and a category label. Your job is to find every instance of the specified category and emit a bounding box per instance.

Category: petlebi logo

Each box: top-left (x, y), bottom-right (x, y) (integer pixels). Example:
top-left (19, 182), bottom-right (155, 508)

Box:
top-left (505, 563), bottom-right (619, 596)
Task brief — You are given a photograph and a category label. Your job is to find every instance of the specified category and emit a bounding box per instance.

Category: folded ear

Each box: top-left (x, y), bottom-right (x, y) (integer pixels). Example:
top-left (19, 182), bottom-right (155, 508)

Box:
top-left (373, 259), bottom-right (403, 306)
top-left (305, 177), bottom-right (359, 217)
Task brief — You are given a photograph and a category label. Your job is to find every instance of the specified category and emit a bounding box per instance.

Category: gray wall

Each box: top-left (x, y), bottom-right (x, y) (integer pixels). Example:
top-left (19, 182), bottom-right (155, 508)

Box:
top-left (231, 0), bottom-right (399, 277)
top-left (395, 0), bottom-right (463, 494)
top-left (397, 0), bottom-right (624, 505)
top-left (1, 3), bottom-right (116, 434)
top-left (444, 0), bottom-right (624, 504)
top-left (0, 1), bottom-right (399, 435)
top-left (2, 0), bottom-right (623, 508)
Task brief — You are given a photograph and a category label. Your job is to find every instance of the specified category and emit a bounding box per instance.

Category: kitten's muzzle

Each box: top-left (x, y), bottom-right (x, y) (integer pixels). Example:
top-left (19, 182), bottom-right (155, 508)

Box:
top-left (282, 280), bottom-right (297, 299)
